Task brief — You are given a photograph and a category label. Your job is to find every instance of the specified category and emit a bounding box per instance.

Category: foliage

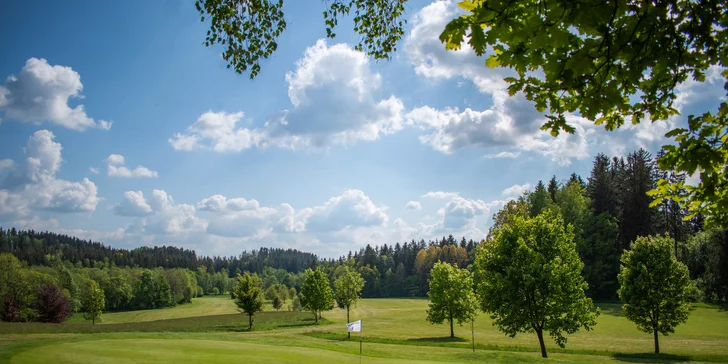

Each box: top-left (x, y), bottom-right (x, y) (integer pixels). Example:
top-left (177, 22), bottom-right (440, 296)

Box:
top-left (292, 295), bottom-right (302, 311)
top-left (438, 0), bottom-right (727, 227)
top-left (272, 296), bottom-right (282, 311)
top-left (618, 235), bottom-right (693, 354)
top-left (476, 210), bottom-right (598, 358)
top-left (682, 230), bottom-right (728, 301)
top-left (333, 266), bottom-right (365, 327)
top-left (300, 267), bottom-right (334, 323)
top-left (426, 261), bottom-right (478, 338)
top-left (233, 272), bottom-right (265, 329)
top-left (195, 0), bottom-right (407, 79)
top-left (81, 279), bottom-right (105, 324)
top-left (36, 284), bottom-right (71, 323)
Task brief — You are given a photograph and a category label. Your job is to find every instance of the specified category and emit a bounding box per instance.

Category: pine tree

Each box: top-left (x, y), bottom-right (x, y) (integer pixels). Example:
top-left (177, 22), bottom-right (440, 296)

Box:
top-left (547, 175), bottom-right (559, 202)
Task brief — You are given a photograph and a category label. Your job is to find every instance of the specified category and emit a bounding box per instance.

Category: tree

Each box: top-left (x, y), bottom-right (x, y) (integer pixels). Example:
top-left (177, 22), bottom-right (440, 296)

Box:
top-left (300, 267), bottom-right (334, 324)
top-left (233, 273), bottom-right (265, 329)
top-left (36, 284), bottom-right (71, 323)
top-left (426, 262), bottom-right (478, 338)
top-left (288, 287), bottom-right (296, 301)
top-left (547, 176), bottom-right (559, 202)
top-left (476, 210), bottom-right (598, 358)
top-left (272, 296), bottom-right (282, 311)
top-left (618, 235), bottom-right (692, 354)
top-left (334, 267), bottom-right (365, 338)
top-left (277, 284), bottom-right (289, 303)
top-left (528, 181), bottom-right (550, 217)
top-left (265, 286), bottom-right (278, 301)
top-left (195, 0), bottom-right (407, 78)
top-left (81, 280), bottom-right (105, 324)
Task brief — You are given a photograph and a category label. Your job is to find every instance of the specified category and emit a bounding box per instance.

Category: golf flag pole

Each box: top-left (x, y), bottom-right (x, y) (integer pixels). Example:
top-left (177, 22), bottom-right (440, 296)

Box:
top-left (346, 319), bottom-right (363, 363)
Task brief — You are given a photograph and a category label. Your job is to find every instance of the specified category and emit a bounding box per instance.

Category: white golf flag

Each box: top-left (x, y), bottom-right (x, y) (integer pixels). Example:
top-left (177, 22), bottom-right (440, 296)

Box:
top-left (347, 320), bottom-right (362, 333)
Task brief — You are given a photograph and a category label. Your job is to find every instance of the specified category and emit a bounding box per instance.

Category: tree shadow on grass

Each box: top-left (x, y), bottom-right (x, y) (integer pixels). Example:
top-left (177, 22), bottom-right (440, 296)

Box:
top-left (407, 337), bottom-right (468, 343)
top-left (612, 353), bottom-right (691, 363)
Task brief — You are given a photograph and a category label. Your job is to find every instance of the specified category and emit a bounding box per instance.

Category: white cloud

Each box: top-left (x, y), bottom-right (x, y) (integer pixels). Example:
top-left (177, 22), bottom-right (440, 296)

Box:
top-left (405, 201), bottom-right (422, 210)
top-left (502, 183), bottom-right (531, 197)
top-left (485, 151), bottom-right (520, 159)
top-left (299, 189), bottom-right (388, 232)
top-left (122, 189), bottom-right (206, 235)
top-left (105, 154), bottom-right (158, 178)
top-left (0, 130), bottom-right (99, 218)
top-left (0, 58), bottom-right (111, 131)
top-left (89, 167), bottom-right (99, 174)
top-left (197, 194), bottom-right (260, 212)
top-left (115, 191), bottom-right (153, 217)
top-left (170, 40), bottom-right (405, 152)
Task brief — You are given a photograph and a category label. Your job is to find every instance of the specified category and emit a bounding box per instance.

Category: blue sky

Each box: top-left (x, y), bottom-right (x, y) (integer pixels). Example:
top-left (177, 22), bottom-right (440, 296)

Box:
top-left (0, 0), bottom-right (723, 258)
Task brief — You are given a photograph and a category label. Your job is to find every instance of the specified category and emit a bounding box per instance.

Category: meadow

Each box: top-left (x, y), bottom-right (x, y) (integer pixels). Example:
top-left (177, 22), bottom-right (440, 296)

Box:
top-left (1, 296), bottom-right (727, 363)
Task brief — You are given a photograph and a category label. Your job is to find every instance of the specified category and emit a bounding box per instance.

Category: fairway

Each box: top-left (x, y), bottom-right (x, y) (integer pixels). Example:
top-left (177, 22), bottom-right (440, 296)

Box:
top-left (3, 298), bottom-right (728, 363)
top-left (66, 296), bottom-right (240, 324)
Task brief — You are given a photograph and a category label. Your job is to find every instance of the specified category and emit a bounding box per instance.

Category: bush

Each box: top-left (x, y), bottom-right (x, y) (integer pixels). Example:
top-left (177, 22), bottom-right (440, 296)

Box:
top-left (212, 287), bottom-right (220, 295)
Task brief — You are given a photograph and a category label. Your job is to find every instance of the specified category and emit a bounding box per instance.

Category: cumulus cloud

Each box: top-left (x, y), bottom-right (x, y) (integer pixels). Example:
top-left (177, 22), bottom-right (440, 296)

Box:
top-left (502, 183), bottom-right (531, 197)
top-left (0, 130), bottom-right (99, 219)
top-left (115, 191), bottom-right (153, 217)
top-left (105, 154), bottom-right (158, 178)
top-left (405, 201), bottom-right (421, 210)
top-left (299, 189), bottom-right (388, 232)
top-left (170, 40), bottom-right (405, 152)
top-left (0, 58), bottom-right (111, 131)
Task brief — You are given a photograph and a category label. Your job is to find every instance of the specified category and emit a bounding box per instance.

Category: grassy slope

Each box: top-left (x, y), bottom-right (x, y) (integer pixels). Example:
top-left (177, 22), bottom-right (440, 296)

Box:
top-left (66, 296), bottom-right (241, 324)
top-left (2, 297), bottom-right (728, 363)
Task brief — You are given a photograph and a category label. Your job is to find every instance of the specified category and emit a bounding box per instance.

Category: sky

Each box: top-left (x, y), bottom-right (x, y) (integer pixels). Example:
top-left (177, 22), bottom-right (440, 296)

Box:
top-left (0, 0), bottom-right (724, 258)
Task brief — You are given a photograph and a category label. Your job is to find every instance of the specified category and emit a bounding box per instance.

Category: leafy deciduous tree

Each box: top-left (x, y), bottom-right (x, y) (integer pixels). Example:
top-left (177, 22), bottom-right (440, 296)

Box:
top-left (476, 210), bottom-right (598, 358)
top-left (426, 261), bottom-right (478, 338)
top-left (618, 235), bottom-right (692, 354)
top-left (300, 267), bottom-right (334, 324)
top-left (82, 280), bottom-right (105, 324)
top-left (334, 267), bottom-right (365, 338)
top-left (234, 272), bottom-right (265, 330)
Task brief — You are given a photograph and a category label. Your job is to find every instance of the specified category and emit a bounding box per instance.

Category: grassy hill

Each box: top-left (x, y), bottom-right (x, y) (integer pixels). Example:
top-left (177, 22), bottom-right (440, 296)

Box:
top-left (2, 297), bottom-right (728, 363)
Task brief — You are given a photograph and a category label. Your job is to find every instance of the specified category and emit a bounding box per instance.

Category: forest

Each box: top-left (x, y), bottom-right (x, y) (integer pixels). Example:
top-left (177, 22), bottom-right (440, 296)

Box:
top-left (1, 148), bottom-right (727, 324)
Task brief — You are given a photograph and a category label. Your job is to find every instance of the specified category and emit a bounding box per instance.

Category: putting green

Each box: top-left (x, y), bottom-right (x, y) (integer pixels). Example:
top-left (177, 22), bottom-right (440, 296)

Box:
top-left (10, 339), bottom-right (438, 364)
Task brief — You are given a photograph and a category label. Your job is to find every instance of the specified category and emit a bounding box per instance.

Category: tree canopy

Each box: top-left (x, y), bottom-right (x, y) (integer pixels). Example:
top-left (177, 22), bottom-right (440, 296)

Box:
top-left (81, 279), bottom-right (105, 324)
top-left (334, 266), bottom-right (365, 336)
top-left (476, 210), bottom-right (598, 358)
top-left (426, 261), bottom-right (478, 338)
top-left (234, 272), bottom-right (265, 329)
top-left (300, 267), bottom-right (334, 323)
top-left (618, 235), bottom-right (692, 354)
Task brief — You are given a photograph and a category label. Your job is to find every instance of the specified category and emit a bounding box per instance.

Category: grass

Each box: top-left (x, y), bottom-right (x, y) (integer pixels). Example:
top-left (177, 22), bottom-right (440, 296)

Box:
top-left (65, 295), bottom-right (241, 324)
top-left (2, 297), bottom-right (728, 363)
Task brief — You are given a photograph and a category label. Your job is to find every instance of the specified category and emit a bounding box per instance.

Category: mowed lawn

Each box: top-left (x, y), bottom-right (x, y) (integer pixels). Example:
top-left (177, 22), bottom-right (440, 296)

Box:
top-left (2, 297), bottom-right (728, 363)
top-left (66, 295), bottom-right (240, 324)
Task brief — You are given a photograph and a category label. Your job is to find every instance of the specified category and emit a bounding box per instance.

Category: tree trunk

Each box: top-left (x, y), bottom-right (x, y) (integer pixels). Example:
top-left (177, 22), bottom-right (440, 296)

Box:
top-left (536, 329), bottom-right (547, 358)
top-left (347, 307), bottom-right (351, 339)
top-left (654, 329), bottom-right (660, 354)
top-left (314, 310), bottom-right (318, 323)
top-left (248, 314), bottom-right (253, 330)
top-left (449, 312), bottom-right (454, 338)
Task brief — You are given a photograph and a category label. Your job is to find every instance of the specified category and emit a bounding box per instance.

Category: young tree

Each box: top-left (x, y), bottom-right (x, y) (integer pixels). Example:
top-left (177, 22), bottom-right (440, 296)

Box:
top-left (426, 262), bottom-right (478, 338)
top-left (36, 284), bottom-right (71, 323)
top-left (334, 267), bottom-right (365, 337)
top-left (233, 273), bottom-right (265, 330)
top-left (272, 296), bottom-right (282, 311)
top-left (81, 280), bottom-right (105, 324)
top-left (476, 210), bottom-right (598, 358)
top-left (277, 284), bottom-right (289, 303)
top-left (618, 235), bottom-right (692, 354)
top-left (265, 286), bottom-right (278, 301)
top-left (288, 287), bottom-right (296, 301)
top-left (300, 267), bottom-right (334, 323)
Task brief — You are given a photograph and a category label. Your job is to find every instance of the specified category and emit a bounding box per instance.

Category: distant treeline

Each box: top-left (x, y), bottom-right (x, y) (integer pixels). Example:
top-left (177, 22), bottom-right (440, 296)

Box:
top-left (2, 149), bottom-right (728, 306)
